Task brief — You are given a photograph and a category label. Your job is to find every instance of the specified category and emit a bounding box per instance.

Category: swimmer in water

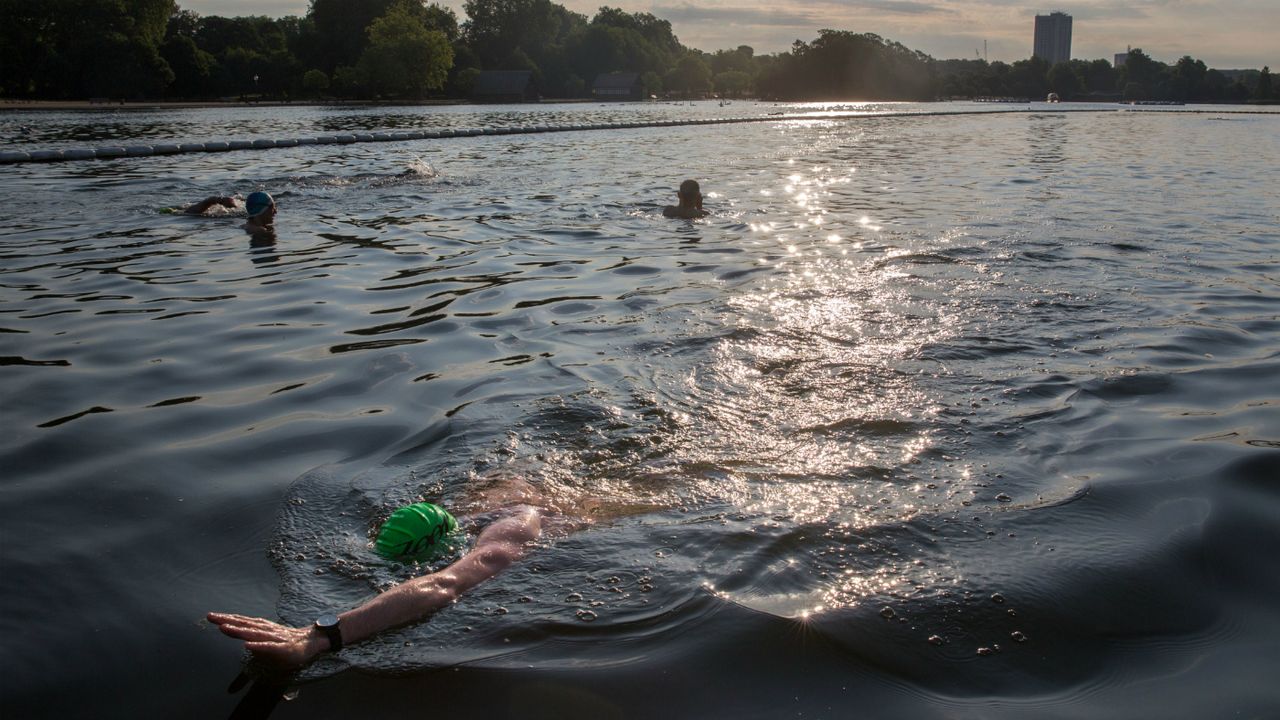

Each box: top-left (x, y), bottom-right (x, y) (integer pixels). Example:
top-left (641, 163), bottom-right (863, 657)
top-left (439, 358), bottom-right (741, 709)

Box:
top-left (208, 509), bottom-right (540, 667)
top-left (181, 191), bottom-right (276, 234)
top-left (208, 476), bottom-right (554, 668)
top-left (240, 191), bottom-right (276, 234)
top-left (663, 179), bottom-right (708, 219)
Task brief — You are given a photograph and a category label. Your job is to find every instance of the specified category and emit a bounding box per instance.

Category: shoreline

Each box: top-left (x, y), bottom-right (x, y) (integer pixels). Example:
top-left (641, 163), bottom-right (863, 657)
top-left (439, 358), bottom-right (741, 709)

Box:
top-left (3, 97), bottom-right (1274, 113)
top-left (0, 97), bottom-right (646, 112)
top-left (0, 98), bottom-right (470, 112)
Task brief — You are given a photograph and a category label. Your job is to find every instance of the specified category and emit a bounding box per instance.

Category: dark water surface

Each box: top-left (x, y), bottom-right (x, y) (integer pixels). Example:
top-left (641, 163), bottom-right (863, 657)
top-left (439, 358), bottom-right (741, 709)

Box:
top-left (2, 102), bottom-right (1278, 719)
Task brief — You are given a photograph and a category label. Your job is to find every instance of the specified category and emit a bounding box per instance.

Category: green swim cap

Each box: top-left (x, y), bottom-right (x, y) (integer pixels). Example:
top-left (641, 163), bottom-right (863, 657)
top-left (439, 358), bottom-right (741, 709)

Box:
top-left (374, 502), bottom-right (459, 562)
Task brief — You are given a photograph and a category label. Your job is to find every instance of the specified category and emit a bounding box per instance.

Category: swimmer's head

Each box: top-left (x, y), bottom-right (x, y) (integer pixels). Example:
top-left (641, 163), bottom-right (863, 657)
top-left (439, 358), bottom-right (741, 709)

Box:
top-left (245, 191), bottom-right (274, 218)
top-left (374, 502), bottom-right (460, 562)
top-left (678, 180), bottom-right (701, 202)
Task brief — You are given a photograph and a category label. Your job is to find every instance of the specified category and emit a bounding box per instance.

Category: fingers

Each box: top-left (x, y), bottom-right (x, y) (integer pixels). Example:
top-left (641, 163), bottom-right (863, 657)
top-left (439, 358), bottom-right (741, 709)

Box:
top-left (207, 613), bottom-right (296, 644)
top-left (208, 612), bottom-right (278, 629)
top-left (218, 626), bottom-right (288, 642)
top-left (209, 611), bottom-right (314, 668)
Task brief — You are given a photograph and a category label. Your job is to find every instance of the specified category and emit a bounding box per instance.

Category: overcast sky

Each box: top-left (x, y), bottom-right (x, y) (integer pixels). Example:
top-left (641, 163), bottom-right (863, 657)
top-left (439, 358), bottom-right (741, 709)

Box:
top-left (182, 1), bottom-right (1277, 69)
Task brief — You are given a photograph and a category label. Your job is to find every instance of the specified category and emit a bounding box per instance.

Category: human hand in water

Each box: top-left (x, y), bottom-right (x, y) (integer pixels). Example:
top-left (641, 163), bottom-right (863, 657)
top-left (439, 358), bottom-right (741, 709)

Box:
top-left (207, 612), bottom-right (325, 668)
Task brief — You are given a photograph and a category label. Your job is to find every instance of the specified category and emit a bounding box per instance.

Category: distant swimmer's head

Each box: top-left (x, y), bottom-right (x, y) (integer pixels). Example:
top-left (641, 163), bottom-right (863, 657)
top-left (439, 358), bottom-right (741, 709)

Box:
top-left (678, 180), bottom-right (701, 203)
top-left (663, 179), bottom-right (707, 218)
top-left (374, 502), bottom-right (460, 562)
top-left (245, 191), bottom-right (275, 218)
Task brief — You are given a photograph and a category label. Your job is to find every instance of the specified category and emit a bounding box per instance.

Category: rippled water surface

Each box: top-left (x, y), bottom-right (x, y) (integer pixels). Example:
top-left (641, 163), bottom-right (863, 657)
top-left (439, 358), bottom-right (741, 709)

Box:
top-left (2, 102), bottom-right (1279, 719)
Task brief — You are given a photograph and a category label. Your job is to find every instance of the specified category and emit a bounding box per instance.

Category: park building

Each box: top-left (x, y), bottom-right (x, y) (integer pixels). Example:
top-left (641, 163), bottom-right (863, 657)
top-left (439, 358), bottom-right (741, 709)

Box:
top-left (592, 73), bottom-right (644, 101)
top-left (1033, 11), bottom-right (1072, 65)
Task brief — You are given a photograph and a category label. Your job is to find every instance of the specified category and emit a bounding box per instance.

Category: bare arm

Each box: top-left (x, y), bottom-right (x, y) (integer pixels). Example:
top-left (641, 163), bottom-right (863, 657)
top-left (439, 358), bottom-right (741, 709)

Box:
top-left (185, 196), bottom-right (237, 215)
top-left (208, 507), bottom-right (541, 667)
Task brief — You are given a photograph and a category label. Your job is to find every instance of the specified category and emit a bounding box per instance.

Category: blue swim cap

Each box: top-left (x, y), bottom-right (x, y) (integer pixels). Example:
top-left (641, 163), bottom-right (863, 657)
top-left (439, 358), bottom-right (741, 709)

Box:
top-left (245, 191), bottom-right (274, 217)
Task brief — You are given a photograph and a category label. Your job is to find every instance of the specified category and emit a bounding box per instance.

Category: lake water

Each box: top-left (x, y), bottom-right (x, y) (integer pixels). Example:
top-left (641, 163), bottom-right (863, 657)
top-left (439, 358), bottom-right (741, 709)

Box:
top-left (2, 101), bottom-right (1278, 719)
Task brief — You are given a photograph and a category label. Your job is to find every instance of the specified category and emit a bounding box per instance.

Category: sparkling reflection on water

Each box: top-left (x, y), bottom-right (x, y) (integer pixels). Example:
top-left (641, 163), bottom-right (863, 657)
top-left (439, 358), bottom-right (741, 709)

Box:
top-left (1, 104), bottom-right (1279, 717)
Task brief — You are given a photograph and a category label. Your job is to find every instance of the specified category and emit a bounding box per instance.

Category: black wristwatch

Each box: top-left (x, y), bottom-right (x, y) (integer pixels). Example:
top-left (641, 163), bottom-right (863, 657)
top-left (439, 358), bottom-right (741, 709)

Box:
top-left (314, 614), bottom-right (343, 652)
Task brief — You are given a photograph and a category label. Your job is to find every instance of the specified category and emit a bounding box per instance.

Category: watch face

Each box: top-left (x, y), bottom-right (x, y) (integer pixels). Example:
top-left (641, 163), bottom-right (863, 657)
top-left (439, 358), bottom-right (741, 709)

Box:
top-left (316, 613), bottom-right (340, 628)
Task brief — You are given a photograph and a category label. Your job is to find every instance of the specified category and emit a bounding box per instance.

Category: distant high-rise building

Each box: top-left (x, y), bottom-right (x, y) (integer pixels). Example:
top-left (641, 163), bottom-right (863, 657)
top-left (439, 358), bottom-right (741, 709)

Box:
top-left (1033, 11), bottom-right (1072, 65)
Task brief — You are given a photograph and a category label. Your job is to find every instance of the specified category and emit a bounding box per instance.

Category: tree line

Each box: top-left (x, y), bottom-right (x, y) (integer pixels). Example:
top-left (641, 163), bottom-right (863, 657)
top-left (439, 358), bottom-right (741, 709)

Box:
top-left (0, 0), bottom-right (1274, 104)
top-left (938, 50), bottom-right (1272, 103)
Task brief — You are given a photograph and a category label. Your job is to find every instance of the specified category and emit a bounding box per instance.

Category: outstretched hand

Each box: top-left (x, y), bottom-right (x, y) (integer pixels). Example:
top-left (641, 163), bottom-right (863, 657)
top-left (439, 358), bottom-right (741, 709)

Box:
top-left (207, 612), bottom-right (324, 668)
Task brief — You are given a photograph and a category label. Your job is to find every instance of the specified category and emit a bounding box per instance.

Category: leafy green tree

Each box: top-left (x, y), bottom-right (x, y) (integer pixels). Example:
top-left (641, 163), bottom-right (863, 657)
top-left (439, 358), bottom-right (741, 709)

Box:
top-left (665, 54), bottom-right (712, 95)
top-left (218, 46), bottom-right (268, 95)
top-left (332, 65), bottom-right (363, 95)
top-left (1008, 56), bottom-right (1048, 98)
top-left (561, 73), bottom-right (585, 97)
top-left (0, 0), bottom-right (55, 95)
top-left (463, 0), bottom-right (584, 68)
top-left (460, 0), bottom-right (584, 95)
top-left (1080, 58), bottom-right (1116, 94)
top-left (1046, 61), bottom-right (1081, 98)
top-left (162, 34), bottom-right (216, 96)
top-left (1256, 66), bottom-right (1273, 101)
top-left (1118, 48), bottom-right (1166, 98)
top-left (1201, 69), bottom-right (1229, 101)
top-left (567, 23), bottom-right (664, 81)
top-left (640, 70), bottom-right (663, 96)
top-left (308, 0), bottom-right (395, 71)
top-left (196, 15), bottom-right (283, 58)
top-left (166, 7), bottom-right (201, 39)
top-left (776, 30), bottom-right (932, 100)
top-left (452, 66), bottom-right (481, 94)
top-left (356, 1), bottom-right (453, 97)
top-left (0, 0), bottom-right (176, 98)
top-left (1168, 56), bottom-right (1206, 101)
top-left (304, 1), bottom-right (449, 76)
top-left (711, 45), bottom-right (753, 75)
top-left (302, 68), bottom-right (329, 97)
top-left (713, 70), bottom-right (751, 97)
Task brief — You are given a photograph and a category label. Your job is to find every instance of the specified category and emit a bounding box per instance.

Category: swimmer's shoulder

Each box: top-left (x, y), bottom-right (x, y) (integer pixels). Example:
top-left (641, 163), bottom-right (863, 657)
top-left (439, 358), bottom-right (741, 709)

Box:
top-left (663, 206), bottom-right (707, 219)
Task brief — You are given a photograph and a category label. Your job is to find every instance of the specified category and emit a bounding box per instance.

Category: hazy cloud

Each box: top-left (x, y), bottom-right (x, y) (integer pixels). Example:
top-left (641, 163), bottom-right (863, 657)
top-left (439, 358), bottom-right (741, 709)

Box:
top-left (185, 0), bottom-right (304, 16)
top-left (830, 0), bottom-right (948, 15)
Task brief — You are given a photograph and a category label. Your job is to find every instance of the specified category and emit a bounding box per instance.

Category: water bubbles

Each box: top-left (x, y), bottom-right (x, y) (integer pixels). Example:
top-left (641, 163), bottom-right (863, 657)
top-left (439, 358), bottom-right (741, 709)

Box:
top-left (1011, 631), bottom-right (1027, 643)
top-left (575, 609), bottom-right (598, 622)
top-left (927, 635), bottom-right (944, 646)
top-left (880, 606), bottom-right (896, 619)
top-left (990, 593), bottom-right (1005, 603)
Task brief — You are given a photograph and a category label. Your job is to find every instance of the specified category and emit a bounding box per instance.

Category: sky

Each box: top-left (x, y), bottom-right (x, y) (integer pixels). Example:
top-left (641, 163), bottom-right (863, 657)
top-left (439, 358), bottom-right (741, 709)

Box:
top-left (183, 1), bottom-right (1278, 70)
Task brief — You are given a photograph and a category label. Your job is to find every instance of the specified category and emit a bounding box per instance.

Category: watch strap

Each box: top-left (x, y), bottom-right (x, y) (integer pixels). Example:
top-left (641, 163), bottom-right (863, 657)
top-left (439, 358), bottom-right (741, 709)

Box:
top-left (314, 614), bottom-right (343, 652)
